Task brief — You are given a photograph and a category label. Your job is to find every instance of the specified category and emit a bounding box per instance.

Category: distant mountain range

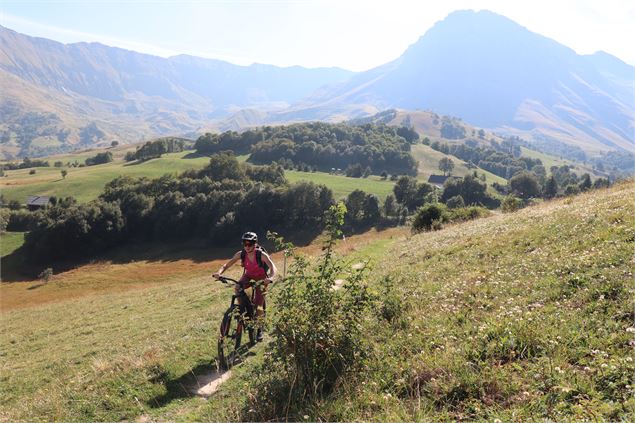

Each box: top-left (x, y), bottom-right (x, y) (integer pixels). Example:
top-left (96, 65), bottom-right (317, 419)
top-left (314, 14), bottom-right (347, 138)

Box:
top-left (1, 10), bottom-right (634, 160)
top-left (0, 26), bottom-right (352, 158)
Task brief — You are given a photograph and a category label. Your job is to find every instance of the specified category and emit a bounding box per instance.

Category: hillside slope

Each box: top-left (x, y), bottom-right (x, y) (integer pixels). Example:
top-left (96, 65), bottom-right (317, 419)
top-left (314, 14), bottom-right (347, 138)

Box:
top-left (0, 25), bottom-right (353, 158)
top-left (284, 10), bottom-right (635, 155)
top-left (1, 181), bottom-right (632, 421)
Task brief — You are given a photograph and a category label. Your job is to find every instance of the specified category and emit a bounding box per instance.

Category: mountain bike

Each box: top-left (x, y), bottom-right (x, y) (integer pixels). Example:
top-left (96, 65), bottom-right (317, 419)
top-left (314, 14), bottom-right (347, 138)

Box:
top-left (215, 275), bottom-right (259, 369)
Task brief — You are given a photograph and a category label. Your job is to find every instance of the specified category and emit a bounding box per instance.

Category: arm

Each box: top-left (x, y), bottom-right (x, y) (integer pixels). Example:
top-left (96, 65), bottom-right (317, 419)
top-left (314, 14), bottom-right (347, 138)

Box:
top-left (261, 252), bottom-right (278, 284)
top-left (212, 251), bottom-right (241, 279)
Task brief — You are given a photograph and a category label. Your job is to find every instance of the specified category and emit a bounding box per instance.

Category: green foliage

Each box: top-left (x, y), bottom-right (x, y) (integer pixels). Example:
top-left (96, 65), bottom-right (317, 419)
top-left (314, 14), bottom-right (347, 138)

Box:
top-left (25, 200), bottom-right (126, 262)
top-left (440, 121), bottom-right (466, 139)
top-left (85, 151), bottom-right (113, 166)
top-left (195, 122), bottom-right (419, 176)
top-left (132, 137), bottom-right (189, 161)
top-left (501, 195), bottom-right (524, 213)
top-left (0, 208), bottom-right (8, 233)
top-left (244, 204), bottom-right (377, 420)
top-left (578, 173), bottom-right (592, 191)
top-left (446, 195), bottom-right (465, 209)
top-left (413, 203), bottom-right (490, 232)
top-left (510, 171), bottom-right (541, 199)
top-left (393, 176), bottom-right (433, 211)
top-left (38, 267), bottom-right (53, 282)
top-left (6, 209), bottom-right (40, 231)
top-left (543, 175), bottom-right (558, 199)
top-left (441, 175), bottom-right (499, 208)
top-left (431, 139), bottom-right (541, 179)
top-left (445, 206), bottom-right (490, 222)
top-left (22, 153), bottom-right (334, 262)
top-left (438, 157), bottom-right (455, 176)
top-left (344, 190), bottom-right (380, 230)
top-left (345, 163), bottom-right (364, 177)
top-left (412, 203), bottom-right (447, 232)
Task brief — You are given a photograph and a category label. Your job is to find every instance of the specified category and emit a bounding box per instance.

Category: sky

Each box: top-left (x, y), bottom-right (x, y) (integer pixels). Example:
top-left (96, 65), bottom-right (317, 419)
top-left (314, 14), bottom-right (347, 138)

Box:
top-left (1, 0), bottom-right (634, 72)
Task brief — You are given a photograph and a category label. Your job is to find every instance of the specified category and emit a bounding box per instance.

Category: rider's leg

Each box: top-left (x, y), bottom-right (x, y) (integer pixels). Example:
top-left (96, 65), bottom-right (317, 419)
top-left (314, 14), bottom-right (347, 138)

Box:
top-left (253, 286), bottom-right (266, 341)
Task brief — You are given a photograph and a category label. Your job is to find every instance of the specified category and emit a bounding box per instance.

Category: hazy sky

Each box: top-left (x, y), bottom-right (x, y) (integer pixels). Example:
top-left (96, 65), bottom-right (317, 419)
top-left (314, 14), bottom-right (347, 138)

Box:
top-left (1, 0), bottom-right (634, 71)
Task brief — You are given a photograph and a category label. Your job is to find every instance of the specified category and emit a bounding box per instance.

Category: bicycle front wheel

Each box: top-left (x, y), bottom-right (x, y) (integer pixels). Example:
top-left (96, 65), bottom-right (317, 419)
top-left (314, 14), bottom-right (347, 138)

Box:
top-left (217, 307), bottom-right (243, 370)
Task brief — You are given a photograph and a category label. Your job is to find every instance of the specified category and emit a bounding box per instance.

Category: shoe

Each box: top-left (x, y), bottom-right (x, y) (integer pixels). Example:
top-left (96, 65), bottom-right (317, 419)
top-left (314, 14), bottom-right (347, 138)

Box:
top-left (256, 329), bottom-right (263, 342)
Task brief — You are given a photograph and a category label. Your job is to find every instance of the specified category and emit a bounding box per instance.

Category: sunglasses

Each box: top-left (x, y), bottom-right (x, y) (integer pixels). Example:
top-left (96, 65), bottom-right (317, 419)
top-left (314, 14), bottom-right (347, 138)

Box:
top-left (243, 241), bottom-right (255, 247)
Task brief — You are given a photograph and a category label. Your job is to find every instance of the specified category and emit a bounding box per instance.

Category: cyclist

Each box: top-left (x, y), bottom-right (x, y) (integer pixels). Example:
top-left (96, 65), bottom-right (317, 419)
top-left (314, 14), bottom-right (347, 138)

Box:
top-left (213, 232), bottom-right (277, 342)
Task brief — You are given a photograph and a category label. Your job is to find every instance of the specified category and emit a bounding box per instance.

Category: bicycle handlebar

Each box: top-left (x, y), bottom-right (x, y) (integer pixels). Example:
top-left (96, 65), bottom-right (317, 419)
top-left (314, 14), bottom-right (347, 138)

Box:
top-left (216, 275), bottom-right (239, 284)
top-left (215, 275), bottom-right (268, 289)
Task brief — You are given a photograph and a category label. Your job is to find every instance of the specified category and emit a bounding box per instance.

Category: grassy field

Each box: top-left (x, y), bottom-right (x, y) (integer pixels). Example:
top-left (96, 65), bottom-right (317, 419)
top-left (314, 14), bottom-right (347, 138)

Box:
top-left (411, 144), bottom-right (507, 185)
top-left (0, 231), bottom-right (25, 258)
top-left (0, 228), bottom-right (404, 421)
top-left (1, 181), bottom-right (632, 421)
top-left (0, 151), bottom-right (212, 203)
top-left (286, 170), bottom-right (395, 200)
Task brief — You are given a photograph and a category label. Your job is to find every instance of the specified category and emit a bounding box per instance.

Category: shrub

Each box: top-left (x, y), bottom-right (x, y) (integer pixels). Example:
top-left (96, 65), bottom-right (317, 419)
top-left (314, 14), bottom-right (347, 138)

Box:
top-left (29, 169), bottom-right (36, 175)
top-left (243, 204), bottom-right (376, 420)
top-left (501, 195), bottom-right (523, 213)
top-left (7, 209), bottom-right (39, 231)
top-left (85, 152), bottom-right (113, 166)
top-left (38, 267), bottom-right (53, 282)
top-left (446, 206), bottom-right (490, 222)
top-left (446, 195), bottom-right (465, 209)
top-left (8, 200), bottom-right (22, 210)
top-left (412, 203), bottom-right (448, 232)
top-left (0, 208), bottom-right (8, 233)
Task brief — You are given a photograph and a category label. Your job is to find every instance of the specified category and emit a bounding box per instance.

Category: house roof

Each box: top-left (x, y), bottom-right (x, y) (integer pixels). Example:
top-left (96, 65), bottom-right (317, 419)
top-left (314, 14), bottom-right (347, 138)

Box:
top-left (26, 196), bottom-right (50, 206)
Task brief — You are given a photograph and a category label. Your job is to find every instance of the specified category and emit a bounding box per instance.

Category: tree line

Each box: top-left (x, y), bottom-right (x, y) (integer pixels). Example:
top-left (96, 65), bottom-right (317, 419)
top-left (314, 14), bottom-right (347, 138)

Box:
top-left (426, 139), bottom-right (543, 179)
top-left (194, 122), bottom-right (419, 176)
top-left (124, 137), bottom-right (190, 162)
top-left (21, 152), bottom-right (334, 263)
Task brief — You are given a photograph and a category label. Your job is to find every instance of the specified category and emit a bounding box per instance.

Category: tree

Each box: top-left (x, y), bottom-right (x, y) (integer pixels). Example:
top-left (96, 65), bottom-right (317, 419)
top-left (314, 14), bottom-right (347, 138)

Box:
top-left (200, 152), bottom-right (246, 182)
top-left (543, 175), bottom-right (558, 199)
top-left (111, 141), bottom-right (119, 147)
top-left (380, 171), bottom-right (388, 180)
top-left (593, 178), bottom-right (609, 189)
top-left (509, 172), bottom-right (541, 199)
top-left (345, 163), bottom-right (364, 178)
top-left (393, 176), bottom-right (418, 210)
top-left (438, 158), bottom-right (455, 176)
top-left (85, 152), bottom-right (113, 166)
top-left (446, 195), bottom-right (465, 209)
top-left (579, 173), bottom-right (592, 191)
top-left (412, 204), bottom-right (447, 232)
top-left (61, 169), bottom-right (68, 179)
top-left (383, 194), bottom-right (397, 218)
top-left (441, 175), bottom-right (498, 208)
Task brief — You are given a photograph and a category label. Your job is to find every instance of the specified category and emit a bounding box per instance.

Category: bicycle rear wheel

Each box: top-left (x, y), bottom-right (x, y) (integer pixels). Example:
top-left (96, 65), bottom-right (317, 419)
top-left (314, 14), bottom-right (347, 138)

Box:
top-left (217, 307), bottom-right (243, 370)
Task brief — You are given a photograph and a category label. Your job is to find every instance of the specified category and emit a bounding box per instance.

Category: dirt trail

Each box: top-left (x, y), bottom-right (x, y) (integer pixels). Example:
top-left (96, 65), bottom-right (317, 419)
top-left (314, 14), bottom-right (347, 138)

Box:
top-left (188, 370), bottom-right (233, 397)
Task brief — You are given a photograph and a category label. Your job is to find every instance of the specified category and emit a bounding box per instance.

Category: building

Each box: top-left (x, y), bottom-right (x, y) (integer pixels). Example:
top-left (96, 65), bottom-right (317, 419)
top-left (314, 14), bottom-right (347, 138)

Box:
top-left (26, 195), bottom-right (50, 211)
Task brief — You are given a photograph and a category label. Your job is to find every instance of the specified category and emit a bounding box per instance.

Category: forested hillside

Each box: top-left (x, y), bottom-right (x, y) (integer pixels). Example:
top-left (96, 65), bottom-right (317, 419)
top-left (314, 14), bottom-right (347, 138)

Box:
top-left (194, 122), bottom-right (419, 175)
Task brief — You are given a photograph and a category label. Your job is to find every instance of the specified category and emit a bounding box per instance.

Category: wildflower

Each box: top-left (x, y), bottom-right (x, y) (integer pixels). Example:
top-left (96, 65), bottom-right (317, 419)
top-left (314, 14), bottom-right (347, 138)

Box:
top-left (626, 327), bottom-right (635, 333)
top-left (303, 415), bottom-right (309, 420)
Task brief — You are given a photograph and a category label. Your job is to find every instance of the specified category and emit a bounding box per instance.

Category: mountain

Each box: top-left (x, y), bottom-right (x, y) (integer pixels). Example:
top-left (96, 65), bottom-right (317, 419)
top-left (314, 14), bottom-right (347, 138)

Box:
top-left (2, 11), bottom-right (634, 160)
top-left (281, 10), bottom-right (635, 155)
top-left (0, 25), bottom-right (353, 159)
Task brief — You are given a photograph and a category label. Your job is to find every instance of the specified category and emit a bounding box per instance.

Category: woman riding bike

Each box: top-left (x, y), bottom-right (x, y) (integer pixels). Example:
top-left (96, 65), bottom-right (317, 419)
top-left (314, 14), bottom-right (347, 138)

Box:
top-left (213, 232), bottom-right (277, 342)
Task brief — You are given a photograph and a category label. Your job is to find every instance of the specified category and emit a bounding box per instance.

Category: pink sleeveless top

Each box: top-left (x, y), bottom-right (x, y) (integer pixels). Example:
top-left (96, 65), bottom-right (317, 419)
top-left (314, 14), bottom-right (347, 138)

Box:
top-left (243, 252), bottom-right (267, 280)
